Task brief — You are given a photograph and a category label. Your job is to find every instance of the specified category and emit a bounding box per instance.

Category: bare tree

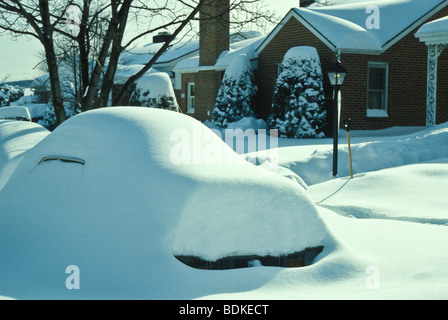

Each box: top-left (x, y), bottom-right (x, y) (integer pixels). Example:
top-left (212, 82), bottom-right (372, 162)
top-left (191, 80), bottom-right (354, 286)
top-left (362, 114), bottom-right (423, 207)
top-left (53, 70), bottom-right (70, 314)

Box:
top-left (114, 0), bottom-right (277, 106)
top-left (0, 0), bottom-right (276, 126)
top-left (0, 0), bottom-right (72, 125)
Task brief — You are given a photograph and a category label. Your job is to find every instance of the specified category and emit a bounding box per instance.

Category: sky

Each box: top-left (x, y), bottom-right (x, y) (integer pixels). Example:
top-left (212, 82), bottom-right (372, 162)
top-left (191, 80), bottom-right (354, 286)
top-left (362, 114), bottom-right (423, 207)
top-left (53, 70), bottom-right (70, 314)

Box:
top-left (0, 0), bottom-right (300, 83)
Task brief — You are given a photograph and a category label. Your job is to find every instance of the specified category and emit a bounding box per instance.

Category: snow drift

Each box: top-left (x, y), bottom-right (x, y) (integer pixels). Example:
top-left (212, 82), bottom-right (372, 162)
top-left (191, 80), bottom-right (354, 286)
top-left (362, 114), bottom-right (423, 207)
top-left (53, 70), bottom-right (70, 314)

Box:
top-left (272, 123), bottom-right (448, 185)
top-left (0, 107), bottom-right (330, 299)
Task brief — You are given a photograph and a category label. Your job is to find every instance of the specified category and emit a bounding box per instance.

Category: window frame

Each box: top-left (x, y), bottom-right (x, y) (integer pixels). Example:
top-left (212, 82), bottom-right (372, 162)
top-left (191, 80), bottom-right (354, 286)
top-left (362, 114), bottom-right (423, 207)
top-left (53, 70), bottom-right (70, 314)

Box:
top-left (186, 82), bottom-right (195, 114)
top-left (366, 61), bottom-right (389, 118)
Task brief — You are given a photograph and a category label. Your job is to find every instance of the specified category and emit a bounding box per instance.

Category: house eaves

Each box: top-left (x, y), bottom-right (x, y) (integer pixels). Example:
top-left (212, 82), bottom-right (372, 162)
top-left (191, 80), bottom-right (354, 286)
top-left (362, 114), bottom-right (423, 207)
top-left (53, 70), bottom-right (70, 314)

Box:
top-left (174, 35), bottom-right (265, 73)
top-left (256, 0), bottom-right (448, 56)
top-left (382, 0), bottom-right (448, 50)
top-left (415, 15), bottom-right (448, 45)
top-left (256, 8), bottom-right (384, 56)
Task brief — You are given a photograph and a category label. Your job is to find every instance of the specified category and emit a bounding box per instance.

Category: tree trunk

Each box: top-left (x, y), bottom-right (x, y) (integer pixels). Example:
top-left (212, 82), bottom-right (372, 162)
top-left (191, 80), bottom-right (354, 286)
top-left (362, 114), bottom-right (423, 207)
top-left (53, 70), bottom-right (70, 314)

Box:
top-left (77, 0), bottom-right (91, 98)
top-left (98, 0), bottom-right (132, 108)
top-left (39, 0), bottom-right (67, 126)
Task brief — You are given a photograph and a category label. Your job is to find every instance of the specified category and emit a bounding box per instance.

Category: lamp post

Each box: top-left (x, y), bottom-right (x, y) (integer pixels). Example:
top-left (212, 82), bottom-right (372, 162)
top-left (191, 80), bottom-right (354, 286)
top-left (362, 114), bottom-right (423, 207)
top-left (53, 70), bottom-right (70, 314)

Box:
top-left (327, 60), bottom-right (347, 177)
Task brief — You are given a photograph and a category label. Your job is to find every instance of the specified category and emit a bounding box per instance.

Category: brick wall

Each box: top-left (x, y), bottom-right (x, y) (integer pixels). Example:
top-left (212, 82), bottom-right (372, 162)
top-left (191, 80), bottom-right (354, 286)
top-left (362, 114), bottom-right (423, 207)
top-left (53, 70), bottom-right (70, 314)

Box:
top-left (195, 70), bottom-right (223, 121)
top-left (175, 0), bottom-right (230, 122)
top-left (177, 73), bottom-right (198, 114)
top-left (257, 6), bottom-right (448, 132)
top-left (256, 17), bottom-right (336, 135)
top-left (341, 6), bottom-right (448, 130)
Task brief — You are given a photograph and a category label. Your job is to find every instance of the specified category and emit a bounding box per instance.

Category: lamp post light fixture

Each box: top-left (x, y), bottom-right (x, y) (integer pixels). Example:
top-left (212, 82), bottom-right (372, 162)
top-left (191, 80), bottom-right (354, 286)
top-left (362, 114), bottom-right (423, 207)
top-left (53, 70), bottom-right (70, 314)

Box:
top-left (327, 60), bottom-right (348, 177)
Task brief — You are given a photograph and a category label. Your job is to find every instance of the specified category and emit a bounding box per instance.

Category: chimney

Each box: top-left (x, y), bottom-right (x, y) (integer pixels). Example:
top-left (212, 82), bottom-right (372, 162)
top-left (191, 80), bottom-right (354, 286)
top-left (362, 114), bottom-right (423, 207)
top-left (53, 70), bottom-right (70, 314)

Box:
top-left (153, 31), bottom-right (172, 43)
top-left (199, 0), bottom-right (230, 66)
top-left (300, 0), bottom-right (315, 7)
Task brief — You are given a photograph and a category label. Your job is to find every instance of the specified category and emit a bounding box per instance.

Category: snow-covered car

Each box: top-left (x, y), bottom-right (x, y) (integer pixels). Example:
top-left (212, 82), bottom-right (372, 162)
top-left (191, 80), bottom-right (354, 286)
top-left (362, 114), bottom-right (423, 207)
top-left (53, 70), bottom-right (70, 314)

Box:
top-left (0, 119), bottom-right (49, 190)
top-left (0, 107), bottom-right (331, 299)
top-left (0, 106), bottom-right (32, 122)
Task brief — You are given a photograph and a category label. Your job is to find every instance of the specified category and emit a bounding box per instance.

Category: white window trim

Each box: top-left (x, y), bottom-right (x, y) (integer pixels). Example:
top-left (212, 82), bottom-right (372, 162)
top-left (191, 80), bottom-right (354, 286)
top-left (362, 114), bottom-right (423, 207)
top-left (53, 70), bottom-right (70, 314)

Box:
top-left (187, 82), bottom-right (195, 114)
top-left (366, 62), bottom-right (389, 118)
top-left (277, 63), bottom-right (284, 77)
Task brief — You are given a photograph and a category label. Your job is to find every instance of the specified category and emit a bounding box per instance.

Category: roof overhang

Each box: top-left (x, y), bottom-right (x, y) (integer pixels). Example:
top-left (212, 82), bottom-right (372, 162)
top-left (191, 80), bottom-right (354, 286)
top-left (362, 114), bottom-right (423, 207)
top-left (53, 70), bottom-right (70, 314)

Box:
top-left (256, 8), bottom-right (384, 56)
top-left (415, 15), bottom-right (448, 45)
top-left (388, 1), bottom-right (448, 49)
top-left (416, 30), bottom-right (448, 45)
top-left (257, 1), bottom-right (448, 57)
top-left (256, 9), bottom-right (337, 55)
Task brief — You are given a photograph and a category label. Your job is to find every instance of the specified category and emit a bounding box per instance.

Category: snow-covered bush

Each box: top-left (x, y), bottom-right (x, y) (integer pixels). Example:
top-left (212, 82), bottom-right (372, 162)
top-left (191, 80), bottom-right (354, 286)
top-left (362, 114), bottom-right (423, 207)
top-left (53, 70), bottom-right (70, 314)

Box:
top-left (268, 47), bottom-right (326, 138)
top-left (0, 85), bottom-right (24, 107)
top-left (212, 54), bottom-right (257, 128)
top-left (129, 72), bottom-right (179, 111)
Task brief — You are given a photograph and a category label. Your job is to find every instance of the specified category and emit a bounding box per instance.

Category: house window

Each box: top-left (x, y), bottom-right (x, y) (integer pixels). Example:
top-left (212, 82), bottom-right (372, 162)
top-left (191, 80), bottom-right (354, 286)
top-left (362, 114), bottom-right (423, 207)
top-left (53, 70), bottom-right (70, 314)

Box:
top-left (187, 82), bottom-right (195, 114)
top-left (367, 62), bottom-right (389, 117)
top-left (277, 63), bottom-right (284, 76)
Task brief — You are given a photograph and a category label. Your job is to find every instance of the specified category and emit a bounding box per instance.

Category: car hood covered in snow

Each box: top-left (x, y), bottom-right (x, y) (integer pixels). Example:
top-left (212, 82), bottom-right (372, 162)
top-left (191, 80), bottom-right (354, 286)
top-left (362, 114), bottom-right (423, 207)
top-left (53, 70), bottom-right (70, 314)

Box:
top-left (0, 107), bottom-right (331, 299)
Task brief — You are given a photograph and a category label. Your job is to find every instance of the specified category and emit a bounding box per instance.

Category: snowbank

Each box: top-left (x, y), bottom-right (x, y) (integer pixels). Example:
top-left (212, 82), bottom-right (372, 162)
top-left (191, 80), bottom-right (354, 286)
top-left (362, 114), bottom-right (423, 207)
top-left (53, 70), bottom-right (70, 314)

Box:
top-left (0, 107), bottom-right (330, 299)
top-left (266, 123), bottom-right (448, 185)
top-left (1, 111), bottom-right (448, 300)
top-left (309, 162), bottom-right (448, 223)
top-left (226, 116), bottom-right (268, 132)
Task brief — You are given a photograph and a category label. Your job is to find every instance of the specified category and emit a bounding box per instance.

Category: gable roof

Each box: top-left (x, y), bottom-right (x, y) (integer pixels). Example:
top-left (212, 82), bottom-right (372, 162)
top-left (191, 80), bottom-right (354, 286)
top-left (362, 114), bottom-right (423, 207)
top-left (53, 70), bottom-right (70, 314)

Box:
top-left (173, 34), bottom-right (265, 72)
top-left (119, 31), bottom-right (264, 69)
top-left (257, 0), bottom-right (448, 55)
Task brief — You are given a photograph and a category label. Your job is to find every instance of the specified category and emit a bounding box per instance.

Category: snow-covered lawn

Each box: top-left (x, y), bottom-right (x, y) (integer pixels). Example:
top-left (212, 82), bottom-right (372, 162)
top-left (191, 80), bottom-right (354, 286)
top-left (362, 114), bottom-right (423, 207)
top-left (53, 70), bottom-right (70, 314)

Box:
top-left (0, 109), bottom-right (447, 300)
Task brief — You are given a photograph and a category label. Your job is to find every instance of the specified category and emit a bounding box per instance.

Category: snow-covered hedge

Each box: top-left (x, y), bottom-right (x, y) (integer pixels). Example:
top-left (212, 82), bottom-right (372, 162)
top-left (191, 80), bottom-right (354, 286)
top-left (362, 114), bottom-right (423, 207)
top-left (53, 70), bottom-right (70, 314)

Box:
top-left (212, 54), bottom-right (257, 128)
top-left (268, 46), bottom-right (326, 138)
top-left (129, 72), bottom-right (179, 111)
top-left (0, 85), bottom-right (24, 107)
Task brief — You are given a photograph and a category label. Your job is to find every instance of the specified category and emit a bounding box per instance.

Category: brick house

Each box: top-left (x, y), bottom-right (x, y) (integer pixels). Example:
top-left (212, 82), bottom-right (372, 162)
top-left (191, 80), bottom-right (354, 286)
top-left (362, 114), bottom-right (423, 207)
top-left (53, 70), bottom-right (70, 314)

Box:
top-left (176, 0), bottom-right (448, 134)
top-left (255, 0), bottom-right (448, 132)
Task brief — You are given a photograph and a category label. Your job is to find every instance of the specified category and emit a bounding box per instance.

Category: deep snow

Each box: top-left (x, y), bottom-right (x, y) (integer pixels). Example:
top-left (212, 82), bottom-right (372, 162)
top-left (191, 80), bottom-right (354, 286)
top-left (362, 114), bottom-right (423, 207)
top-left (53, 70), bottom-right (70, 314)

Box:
top-left (0, 108), bottom-right (329, 299)
top-left (0, 110), bottom-right (447, 300)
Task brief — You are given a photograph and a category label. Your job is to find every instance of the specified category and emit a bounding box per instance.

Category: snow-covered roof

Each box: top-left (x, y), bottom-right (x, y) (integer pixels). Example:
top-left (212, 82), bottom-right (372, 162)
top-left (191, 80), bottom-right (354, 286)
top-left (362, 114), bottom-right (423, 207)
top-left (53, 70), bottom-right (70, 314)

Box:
top-left (174, 35), bottom-right (265, 72)
top-left (29, 74), bottom-right (50, 90)
top-left (113, 64), bottom-right (161, 85)
top-left (257, 0), bottom-right (448, 54)
top-left (120, 31), bottom-right (265, 70)
top-left (415, 15), bottom-right (448, 44)
top-left (119, 39), bottom-right (200, 66)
